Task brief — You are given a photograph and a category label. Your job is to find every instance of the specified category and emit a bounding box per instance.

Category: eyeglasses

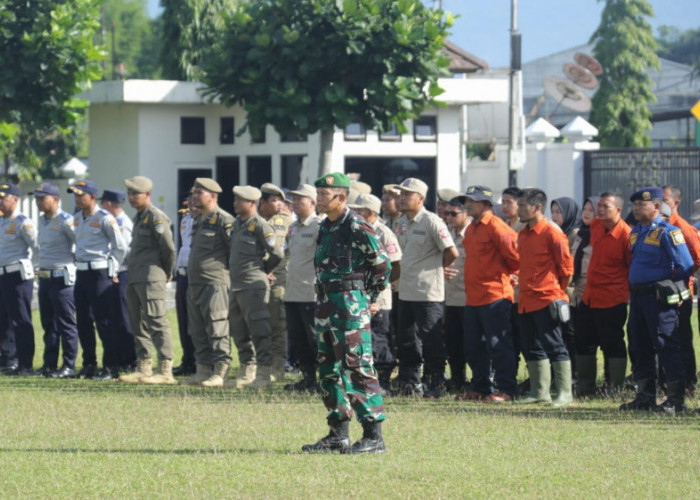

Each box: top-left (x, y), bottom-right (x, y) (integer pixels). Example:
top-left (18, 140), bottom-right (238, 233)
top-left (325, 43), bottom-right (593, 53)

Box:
top-left (444, 211), bottom-right (463, 216)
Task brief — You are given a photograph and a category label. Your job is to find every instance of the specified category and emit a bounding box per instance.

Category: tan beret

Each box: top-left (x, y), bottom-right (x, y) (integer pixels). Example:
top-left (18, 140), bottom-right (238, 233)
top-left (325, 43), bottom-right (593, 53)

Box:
top-left (194, 178), bottom-right (222, 194)
top-left (260, 182), bottom-right (286, 199)
top-left (233, 185), bottom-right (262, 201)
top-left (124, 176), bottom-right (153, 194)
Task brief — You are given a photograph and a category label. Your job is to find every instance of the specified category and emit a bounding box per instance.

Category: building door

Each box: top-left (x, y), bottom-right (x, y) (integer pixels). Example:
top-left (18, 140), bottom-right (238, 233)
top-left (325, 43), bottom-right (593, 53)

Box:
top-left (216, 156), bottom-right (240, 214)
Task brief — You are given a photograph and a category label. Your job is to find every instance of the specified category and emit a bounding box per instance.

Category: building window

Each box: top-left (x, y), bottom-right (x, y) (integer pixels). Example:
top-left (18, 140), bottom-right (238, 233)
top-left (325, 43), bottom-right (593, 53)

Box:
top-left (282, 155), bottom-right (308, 188)
top-left (181, 117), bottom-right (205, 144)
top-left (280, 131), bottom-right (307, 142)
top-left (344, 122), bottom-right (366, 141)
top-left (220, 117), bottom-right (234, 144)
top-left (379, 122), bottom-right (401, 142)
top-left (414, 115), bottom-right (437, 142)
top-left (247, 156), bottom-right (272, 187)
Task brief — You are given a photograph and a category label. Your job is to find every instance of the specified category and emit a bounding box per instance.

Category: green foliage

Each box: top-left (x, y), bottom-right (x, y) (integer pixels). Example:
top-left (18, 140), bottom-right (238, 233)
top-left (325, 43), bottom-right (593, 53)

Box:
top-left (201, 0), bottom-right (451, 138)
top-left (0, 0), bottom-right (103, 179)
top-left (159, 0), bottom-right (238, 81)
top-left (657, 25), bottom-right (700, 79)
top-left (588, 0), bottom-right (659, 148)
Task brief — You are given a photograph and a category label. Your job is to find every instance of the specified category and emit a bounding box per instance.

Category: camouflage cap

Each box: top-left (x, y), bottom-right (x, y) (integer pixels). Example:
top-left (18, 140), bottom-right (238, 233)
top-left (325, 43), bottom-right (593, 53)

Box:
top-left (260, 182), bottom-right (286, 199)
top-left (351, 181), bottom-right (372, 195)
top-left (397, 178), bottom-right (428, 197)
top-left (438, 188), bottom-right (461, 203)
top-left (349, 193), bottom-right (381, 214)
top-left (194, 178), bottom-right (222, 194)
top-left (0, 183), bottom-right (21, 198)
top-left (124, 175), bottom-right (153, 193)
top-left (314, 172), bottom-right (351, 189)
top-left (233, 185), bottom-right (262, 201)
top-left (287, 183), bottom-right (316, 199)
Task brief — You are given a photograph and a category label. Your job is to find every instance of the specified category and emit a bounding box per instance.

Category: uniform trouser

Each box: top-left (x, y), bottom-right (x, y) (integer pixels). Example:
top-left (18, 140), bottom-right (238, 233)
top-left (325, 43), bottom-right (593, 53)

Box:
top-left (315, 290), bottom-right (385, 425)
top-left (0, 272), bottom-right (34, 369)
top-left (371, 309), bottom-right (394, 372)
top-left (444, 305), bottom-right (466, 381)
top-left (175, 273), bottom-right (195, 367)
top-left (574, 302), bottom-right (628, 359)
top-left (269, 284), bottom-right (287, 366)
top-left (39, 276), bottom-right (78, 369)
top-left (285, 301), bottom-right (317, 371)
top-left (678, 299), bottom-right (697, 387)
top-left (397, 300), bottom-right (447, 386)
top-left (187, 283), bottom-right (231, 366)
top-left (628, 291), bottom-right (684, 382)
top-left (464, 299), bottom-right (517, 395)
top-left (75, 269), bottom-right (120, 368)
top-left (511, 302), bottom-right (523, 371)
top-left (230, 287), bottom-right (272, 367)
top-left (519, 305), bottom-right (570, 362)
top-left (127, 280), bottom-right (173, 362)
top-left (113, 270), bottom-right (136, 366)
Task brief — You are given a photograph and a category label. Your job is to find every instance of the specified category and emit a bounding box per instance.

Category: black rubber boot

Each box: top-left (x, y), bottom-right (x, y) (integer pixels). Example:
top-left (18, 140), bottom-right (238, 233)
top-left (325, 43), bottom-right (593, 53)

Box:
top-left (284, 369), bottom-right (318, 393)
top-left (301, 420), bottom-right (350, 453)
top-left (654, 379), bottom-right (686, 416)
top-left (620, 378), bottom-right (656, 411)
top-left (348, 421), bottom-right (386, 454)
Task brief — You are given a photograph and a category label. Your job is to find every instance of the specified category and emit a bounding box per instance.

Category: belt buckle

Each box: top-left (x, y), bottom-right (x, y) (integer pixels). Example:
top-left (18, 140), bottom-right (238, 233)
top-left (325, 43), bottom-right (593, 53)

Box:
top-left (39, 270), bottom-right (51, 279)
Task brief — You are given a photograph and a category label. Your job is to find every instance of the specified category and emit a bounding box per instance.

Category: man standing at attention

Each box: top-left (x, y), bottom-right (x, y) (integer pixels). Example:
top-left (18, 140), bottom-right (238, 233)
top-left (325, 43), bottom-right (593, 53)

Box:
top-left (302, 172), bottom-right (390, 454)
top-left (395, 178), bottom-right (457, 398)
top-left (119, 176), bottom-right (176, 385)
top-left (184, 178), bottom-right (235, 388)
top-left (516, 188), bottom-right (574, 407)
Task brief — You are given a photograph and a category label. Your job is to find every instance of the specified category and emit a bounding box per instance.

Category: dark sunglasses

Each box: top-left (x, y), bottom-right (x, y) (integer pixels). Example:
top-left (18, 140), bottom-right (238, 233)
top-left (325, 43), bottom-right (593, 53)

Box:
top-left (444, 210), bottom-right (463, 216)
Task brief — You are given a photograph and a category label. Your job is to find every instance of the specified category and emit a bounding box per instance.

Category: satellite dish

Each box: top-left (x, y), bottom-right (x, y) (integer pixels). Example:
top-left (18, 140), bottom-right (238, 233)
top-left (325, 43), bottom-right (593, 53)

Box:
top-left (543, 76), bottom-right (592, 114)
top-left (563, 63), bottom-right (599, 89)
top-left (574, 52), bottom-right (603, 76)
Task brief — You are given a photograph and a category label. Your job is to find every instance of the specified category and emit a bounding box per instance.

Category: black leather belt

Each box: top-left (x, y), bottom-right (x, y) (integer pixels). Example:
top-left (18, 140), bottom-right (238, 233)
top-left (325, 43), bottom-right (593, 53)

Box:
top-left (315, 279), bottom-right (365, 294)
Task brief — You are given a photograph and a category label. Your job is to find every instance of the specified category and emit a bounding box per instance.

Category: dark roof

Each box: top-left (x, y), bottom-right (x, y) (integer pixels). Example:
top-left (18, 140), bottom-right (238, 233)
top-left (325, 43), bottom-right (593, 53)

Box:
top-left (444, 40), bottom-right (488, 74)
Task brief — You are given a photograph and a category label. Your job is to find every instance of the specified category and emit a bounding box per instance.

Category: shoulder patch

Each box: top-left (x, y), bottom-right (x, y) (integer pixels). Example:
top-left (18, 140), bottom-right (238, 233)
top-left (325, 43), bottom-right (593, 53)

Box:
top-left (97, 208), bottom-right (109, 216)
top-left (265, 233), bottom-right (276, 246)
top-left (155, 220), bottom-right (164, 234)
top-left (24, 224), bottom-right (35, 237)
top-left (671, 229), bottom-right (686, 245)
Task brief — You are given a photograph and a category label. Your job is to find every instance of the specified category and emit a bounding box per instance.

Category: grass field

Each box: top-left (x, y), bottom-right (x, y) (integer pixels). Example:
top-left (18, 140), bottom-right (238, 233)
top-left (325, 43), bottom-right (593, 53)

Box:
top-left (1, 310), bottom-right (699, 498)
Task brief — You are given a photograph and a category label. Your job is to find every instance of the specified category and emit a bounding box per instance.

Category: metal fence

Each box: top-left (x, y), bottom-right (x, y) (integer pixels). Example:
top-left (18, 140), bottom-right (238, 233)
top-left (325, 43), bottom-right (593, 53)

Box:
top-left (583, 148), bottom-right (700, 220)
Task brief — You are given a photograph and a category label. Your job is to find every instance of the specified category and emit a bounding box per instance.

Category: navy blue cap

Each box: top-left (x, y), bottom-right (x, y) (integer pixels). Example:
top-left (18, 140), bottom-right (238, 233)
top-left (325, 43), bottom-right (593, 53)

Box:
top-left (99, 189), bottom-right (126, 204)
top-left (31, 182), bottom-right (61, 197)
top-left (630, 186), bottom-right (663, 202)
top-left (464, 185), bottom-right (494, 203)
top-left (67, 180), bottom-right (98, 196)
top-left (0, 183), bottom-right (21, 198)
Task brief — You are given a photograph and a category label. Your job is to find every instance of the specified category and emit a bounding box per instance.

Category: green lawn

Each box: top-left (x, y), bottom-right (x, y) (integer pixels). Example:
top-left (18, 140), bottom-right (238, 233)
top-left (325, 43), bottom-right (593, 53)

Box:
top-left (0, 309), bottom-right (698, 498)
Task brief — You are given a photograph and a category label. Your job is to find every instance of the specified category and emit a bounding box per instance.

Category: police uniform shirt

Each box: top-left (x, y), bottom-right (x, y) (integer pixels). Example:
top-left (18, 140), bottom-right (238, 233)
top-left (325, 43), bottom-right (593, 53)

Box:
top-left (229, 213), bottom-right (283, 291)
top-left (372, 219), bottom-right (402, 310)
top-left (445, 224), bottom-right (468, 307)
top-left (74, 207), bottom-right (127, 265)
top-left (629, 216), bottom-right (694, 285)
top-left (126, 205), bottom-right (175, 283)
top-left (37, 209), bottom-right (75, 269)
top-left (267, 211), bottom-right (292, 285)
top-left (397, 207), bottom-right (455, 302)
top-left (175, 212), bottom-right (194, 270)
top-left (0, 208), bottom-right (38, 266)
top-left (115, 211), bottom-right (133, 272)
top-left (285, 213), bottom-right (321, 302)
top-left (188, 207), bottom-right (234, 286)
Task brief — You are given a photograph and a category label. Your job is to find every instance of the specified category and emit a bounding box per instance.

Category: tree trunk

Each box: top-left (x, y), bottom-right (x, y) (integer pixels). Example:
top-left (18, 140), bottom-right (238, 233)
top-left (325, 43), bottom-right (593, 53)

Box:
top-left (318, 128), bottom-right (334, 177)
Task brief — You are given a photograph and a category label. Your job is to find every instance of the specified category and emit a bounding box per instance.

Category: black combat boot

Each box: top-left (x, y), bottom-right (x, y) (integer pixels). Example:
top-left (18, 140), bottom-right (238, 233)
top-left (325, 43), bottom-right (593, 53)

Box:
top-left (423, 373), bottom-right (445, 399)
top-left (302, 420), bottom-right (350, 453)
top-left (654, 379), bottom-right (686, 416)
top-left (284, 369), bottom-right (318, 393)
top-left (620, 378), bottom-right (656, 411)
top-left (377, 369), bottom-right (392, 396)
top-left (348, 421), bottom-right (386, 454)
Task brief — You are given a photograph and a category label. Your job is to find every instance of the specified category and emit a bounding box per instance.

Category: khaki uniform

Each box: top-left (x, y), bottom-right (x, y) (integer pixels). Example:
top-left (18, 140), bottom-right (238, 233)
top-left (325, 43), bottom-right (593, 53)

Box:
top-left (125, 205), bottom-right (176, 361)
top-left (444, 225), bottom-right (467, 307)
top-left (187, 207), bottom-right (234, 366)
top-left (229, 212), bottom-right (283, 368)
top-left (266, 211), bottom-right (292, 373)
top-left (372, 220), bottom-right (402, 311)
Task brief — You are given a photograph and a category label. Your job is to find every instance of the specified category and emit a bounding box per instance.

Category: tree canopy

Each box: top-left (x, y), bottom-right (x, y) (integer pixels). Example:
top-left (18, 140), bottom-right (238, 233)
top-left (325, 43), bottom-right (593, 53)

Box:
top-left (588, 0), bottom-right (659, 148)
top-left (201, 0), bottom-right (451, 175)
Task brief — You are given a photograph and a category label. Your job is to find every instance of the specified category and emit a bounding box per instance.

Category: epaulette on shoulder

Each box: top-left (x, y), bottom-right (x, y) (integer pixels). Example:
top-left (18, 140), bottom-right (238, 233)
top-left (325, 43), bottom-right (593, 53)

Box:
top-left (59, 211), bottom-right (71, 220)
top-left (15, 213), bottom-right (26, 221)
top-left (97, 208), bottom-right (110, 217)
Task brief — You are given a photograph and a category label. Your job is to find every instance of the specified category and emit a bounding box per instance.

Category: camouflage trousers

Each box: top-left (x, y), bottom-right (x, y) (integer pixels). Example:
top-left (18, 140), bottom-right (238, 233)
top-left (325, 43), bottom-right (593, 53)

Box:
top-left (315, 289), bottom-right (385, 425)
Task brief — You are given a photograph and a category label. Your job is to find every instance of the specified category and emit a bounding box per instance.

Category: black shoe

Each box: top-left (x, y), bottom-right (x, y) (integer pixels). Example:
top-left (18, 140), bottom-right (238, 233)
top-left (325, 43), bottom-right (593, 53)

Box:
top-left (654, 380), bottom-right (687, 416)
top-left (1, 361), bottom-right (19, 375)
top-left (400, 383), bottom-right (424, 397)
top-left (77, 365), bottom-right (97, 379)
top-left (50, 366), bottom-right (76, 379)
top-left (119, 363), bottom-right (137, 374)
top-left (173, 364), bottom-right (196, 376)
top-left (7, 366), bottom-right (34, 376)
top-left (92, 367), bottom-right (119, 381)
top-left (284, 371), bottom-right (318, 393)
top-left (423, 374), bottom-right (445, 400)
top-left (620, 395), bottom-right (656, 411)
top-left (31, 365), bottom-right (55, 377)
top-left (302, 421), bottom-right (351, 453)
top-left (348, 422), bottom-right (386, 454)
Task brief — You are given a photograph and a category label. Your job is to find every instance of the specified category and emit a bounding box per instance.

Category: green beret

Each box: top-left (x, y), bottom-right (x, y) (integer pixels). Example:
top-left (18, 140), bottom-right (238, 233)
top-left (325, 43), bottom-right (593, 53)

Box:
top-left (314, 172), bottom-right (351, 189)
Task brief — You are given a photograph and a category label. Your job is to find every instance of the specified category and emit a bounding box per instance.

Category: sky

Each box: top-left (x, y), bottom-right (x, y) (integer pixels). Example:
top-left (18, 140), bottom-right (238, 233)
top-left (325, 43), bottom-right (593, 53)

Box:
top-left (147, 0), bottom-right (698, 68)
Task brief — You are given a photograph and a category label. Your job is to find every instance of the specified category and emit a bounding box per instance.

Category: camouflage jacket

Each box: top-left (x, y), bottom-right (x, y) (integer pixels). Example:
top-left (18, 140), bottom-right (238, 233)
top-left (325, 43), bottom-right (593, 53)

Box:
top-left (315, 208), bottom-right (390, 303)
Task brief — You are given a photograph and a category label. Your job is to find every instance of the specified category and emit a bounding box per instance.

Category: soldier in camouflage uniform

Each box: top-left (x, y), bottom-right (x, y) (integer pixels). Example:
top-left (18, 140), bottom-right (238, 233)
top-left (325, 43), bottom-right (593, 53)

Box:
top-left (302, 172), bottom-right (391, 455)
